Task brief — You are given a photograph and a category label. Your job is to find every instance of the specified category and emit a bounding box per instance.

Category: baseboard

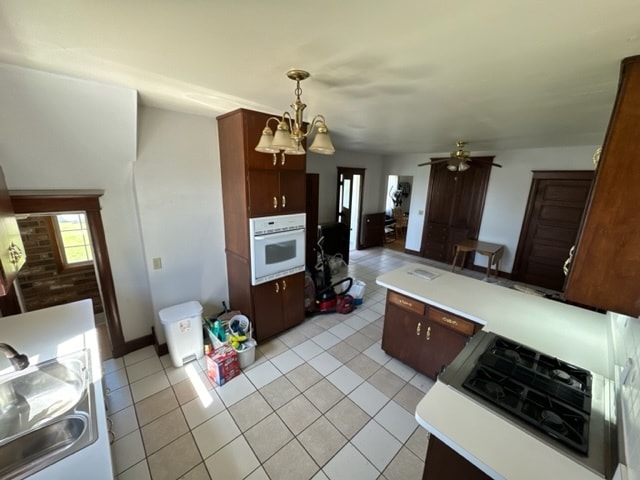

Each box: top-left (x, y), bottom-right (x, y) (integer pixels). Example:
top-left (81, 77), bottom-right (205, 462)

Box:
top-left (403, 248), bottom-right (422, 256)
top-left (468, 264), bottom-right (512, 279)
top-left (151, 326), bottom-right (169, 357)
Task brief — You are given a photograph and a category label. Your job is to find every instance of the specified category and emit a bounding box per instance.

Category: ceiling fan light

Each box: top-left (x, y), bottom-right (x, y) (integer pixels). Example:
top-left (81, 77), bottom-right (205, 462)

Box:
top-left (447, 164), bottom-right (458, 172)
top-left (458, 161), bottom-right (470, 172)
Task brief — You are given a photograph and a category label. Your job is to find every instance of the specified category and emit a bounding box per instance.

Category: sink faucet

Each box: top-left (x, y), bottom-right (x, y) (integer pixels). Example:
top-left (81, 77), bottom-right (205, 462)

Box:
top-left (0, 344), bottom-right (30, 371)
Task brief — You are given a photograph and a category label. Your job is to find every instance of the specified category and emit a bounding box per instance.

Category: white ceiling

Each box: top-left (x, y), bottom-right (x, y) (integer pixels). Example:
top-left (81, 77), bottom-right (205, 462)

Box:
top-left (1, 1), bottom-right (639, 154)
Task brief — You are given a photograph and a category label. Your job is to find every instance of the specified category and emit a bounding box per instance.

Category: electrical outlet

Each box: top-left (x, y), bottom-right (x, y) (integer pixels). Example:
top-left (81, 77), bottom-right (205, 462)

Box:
top-left (152, 257), bottom-right (162, 270)
top-left (418, 210), bottom-right (424, 215)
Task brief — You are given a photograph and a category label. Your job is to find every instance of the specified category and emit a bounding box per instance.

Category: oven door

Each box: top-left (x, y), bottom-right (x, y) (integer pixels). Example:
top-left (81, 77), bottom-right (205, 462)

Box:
top-left (250, 228), bottom-right (305, 285)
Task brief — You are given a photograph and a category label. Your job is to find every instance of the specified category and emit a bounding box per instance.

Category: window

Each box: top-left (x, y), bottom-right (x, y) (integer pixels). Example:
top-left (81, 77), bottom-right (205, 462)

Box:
top-left (53, 213), bottom-right (93, 266)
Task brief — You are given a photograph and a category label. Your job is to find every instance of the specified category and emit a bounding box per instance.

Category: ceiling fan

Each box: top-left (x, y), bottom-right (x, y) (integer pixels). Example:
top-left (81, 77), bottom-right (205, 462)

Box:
top-left (418, 141), bottom-right (502, 171)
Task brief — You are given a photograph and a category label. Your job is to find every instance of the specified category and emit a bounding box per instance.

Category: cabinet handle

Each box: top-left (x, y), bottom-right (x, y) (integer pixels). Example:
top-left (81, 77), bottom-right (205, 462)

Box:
top-left (416, 322), bottom-right (421, 336)
top-left (441, 317), bottom-right (458, 327)
top-left (282, 279), bottom-right (287, 291)
top-left (275, 281), bottom-right (280, 293)
top-left (426, 326), bottom-right (431, 341)
top-left (282, 195), bottom-right (286, 208)
top-left (273, 196), bottom-right (278, 209)
top-left (8, 242), bottom-right (23, 266)
top-left (399, 299), bottom-right (413, 308)
top-left (563, 245), bottom-right (575, 276)
top-left (272, 153), bottom-right (278, 166)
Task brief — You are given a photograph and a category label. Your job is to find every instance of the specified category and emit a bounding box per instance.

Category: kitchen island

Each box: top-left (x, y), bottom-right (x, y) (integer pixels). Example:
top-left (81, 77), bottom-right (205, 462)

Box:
top-left (377, 263), bottom-right (614, 480)
top-left (0, 299), bottom-right (113, 479)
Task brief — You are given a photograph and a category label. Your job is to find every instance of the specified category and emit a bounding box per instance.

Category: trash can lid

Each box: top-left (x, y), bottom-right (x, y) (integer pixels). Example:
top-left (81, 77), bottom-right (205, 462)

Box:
top-left (159, 301), bottom-right (203, 325)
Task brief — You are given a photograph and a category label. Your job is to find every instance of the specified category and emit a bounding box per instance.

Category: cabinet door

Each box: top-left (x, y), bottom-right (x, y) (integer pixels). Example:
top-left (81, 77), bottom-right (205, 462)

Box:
top-left (252, 279), bottom-right (283, 340)
top-left (419, 321), bottom-right (468, 379)
top-left (0, 168), bottom-right (25, 295)
top-left (382, 303), bottom-right (424, 370)
top-left (281, 272), bottom-right (304, 330)
top-left (565, 56), bottom-right (640, 317)
top-left (279, 171), bottom-right (306, 214)
top-left (247, 170), bottom-right (280, 217)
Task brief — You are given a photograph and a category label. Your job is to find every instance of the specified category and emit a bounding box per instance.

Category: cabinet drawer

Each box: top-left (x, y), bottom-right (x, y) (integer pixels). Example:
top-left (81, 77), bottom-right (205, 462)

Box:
top-left (428, 307), bottom-right (476, 336)
top-left (387, 291), bottom-right (426, 315)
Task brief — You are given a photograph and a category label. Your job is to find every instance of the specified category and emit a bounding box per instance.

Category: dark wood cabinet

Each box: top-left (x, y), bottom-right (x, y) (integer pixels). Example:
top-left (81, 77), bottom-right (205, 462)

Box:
top-left (423, 435), bottom-right (491, 480)
top-left (0, 167), bottom-right (26, 295)
top-left (217, 108), bottom-right (307, 341)
top-left (382, 290), bottom-right (481, 379)
top-left (564, 55), bottom-right (640, 317)
top-left (252, 273), bottom-right (304, 340)
top-left (421, 159), bottom-right (494, 265)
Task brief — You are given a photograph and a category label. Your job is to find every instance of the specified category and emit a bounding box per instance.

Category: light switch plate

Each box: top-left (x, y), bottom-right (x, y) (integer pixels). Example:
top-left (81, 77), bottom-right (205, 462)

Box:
top-left (152, 257), bottom-right (162, 270)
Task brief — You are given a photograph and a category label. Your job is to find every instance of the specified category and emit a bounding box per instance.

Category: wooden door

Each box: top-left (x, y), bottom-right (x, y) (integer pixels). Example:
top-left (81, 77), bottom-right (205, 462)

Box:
top-left (422, 158), bottom-right (493, 264)
top-left (335, 167), bottom-right (365, 250)
top-left (512, 171), bottom-right (593, 291)
top-left (419, 321), bottom-right (467, 380)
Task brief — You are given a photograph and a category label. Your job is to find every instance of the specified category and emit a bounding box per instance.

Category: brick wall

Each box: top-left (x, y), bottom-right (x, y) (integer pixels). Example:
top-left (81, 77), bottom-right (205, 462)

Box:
top-left (16, 216), bottom-right (104, 315)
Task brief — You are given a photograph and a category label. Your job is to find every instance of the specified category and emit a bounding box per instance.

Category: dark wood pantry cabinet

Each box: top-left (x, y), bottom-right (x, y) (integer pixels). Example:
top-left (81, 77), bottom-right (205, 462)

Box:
top-left (564, 55), bottom-right (640, 317)
top-left (217, 108), bottom-right (306, 341)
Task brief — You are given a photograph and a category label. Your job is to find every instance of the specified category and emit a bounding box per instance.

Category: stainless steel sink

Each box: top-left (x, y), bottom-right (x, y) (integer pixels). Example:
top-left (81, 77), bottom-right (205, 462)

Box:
top-left (0, 350), bottom-right (98, 479)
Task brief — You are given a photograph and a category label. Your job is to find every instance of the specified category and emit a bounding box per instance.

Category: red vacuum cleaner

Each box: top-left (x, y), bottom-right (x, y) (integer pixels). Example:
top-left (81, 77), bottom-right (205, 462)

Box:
top-left (305, 236), bottom-right (355, 315)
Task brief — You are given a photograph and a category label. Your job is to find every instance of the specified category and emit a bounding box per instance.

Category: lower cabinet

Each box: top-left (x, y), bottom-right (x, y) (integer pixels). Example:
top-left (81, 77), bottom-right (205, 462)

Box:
top-left (252, 272), bottom-right (304, 340)
top-left (382, 290), bottom-right (481, 379)
top-left (423, 435), bottom-right (492, 480)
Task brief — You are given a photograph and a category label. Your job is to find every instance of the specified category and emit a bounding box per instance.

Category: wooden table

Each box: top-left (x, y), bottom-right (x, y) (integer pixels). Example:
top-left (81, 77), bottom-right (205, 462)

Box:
top-left (451, 239), bottom-right (504, 278)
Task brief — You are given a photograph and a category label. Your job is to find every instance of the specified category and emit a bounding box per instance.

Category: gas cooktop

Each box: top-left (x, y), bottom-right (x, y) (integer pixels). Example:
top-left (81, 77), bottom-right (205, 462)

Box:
top-left (439, 331), bottom-right (616, 478)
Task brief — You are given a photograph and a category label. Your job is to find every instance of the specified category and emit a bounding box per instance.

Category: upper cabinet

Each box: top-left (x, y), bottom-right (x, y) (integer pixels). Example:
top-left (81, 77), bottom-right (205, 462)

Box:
top-left (0, 167), bottom-right (26, 295)
top-left (565, 55), bottom-right (640, 317)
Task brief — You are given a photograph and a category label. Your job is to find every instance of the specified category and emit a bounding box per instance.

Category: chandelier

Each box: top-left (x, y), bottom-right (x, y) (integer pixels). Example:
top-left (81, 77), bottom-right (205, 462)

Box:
top-left (255, 69), bottom-right (335, 156)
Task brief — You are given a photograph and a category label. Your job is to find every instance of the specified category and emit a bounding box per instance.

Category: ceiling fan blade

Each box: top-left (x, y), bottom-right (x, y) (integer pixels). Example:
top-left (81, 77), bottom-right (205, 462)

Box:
top-left (492, 163), bottom-right (503, 168)
top-left (418, 158), bottom-right (449, 167)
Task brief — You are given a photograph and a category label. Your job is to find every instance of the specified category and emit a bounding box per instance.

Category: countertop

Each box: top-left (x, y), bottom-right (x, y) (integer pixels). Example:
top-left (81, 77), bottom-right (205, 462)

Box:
top-left (376, 263), bottom-right (611, 480)
top-left (0, 299), bottom-right (113, 480)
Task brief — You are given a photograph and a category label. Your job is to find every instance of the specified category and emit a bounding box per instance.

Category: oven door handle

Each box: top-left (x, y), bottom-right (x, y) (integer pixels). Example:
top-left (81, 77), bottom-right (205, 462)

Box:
top-left (254, 229), bottom-right (303, 241)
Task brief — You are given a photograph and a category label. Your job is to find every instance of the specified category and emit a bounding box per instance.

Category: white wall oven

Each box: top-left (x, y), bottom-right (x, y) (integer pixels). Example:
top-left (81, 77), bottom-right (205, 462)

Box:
top-left (249, 213), bottom-right (305, 285)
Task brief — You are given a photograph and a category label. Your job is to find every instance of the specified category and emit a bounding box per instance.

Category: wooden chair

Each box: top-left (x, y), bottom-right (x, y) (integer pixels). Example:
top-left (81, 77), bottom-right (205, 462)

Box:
top-left (392, 207), bottom-right (407, 238)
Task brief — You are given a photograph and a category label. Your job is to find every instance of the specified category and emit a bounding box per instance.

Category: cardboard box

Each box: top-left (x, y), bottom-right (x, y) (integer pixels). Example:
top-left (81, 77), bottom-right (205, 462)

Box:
top-left (206, 344), bottom-right (240, 386)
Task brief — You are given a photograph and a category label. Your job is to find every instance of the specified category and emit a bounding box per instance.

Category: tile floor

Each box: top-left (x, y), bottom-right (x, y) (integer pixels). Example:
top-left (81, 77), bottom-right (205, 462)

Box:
top-left (103, 248), bottom-right (505, 480)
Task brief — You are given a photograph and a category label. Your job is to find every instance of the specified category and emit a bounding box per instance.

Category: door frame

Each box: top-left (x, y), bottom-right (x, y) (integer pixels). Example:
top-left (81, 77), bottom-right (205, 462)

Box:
top-left (9, 192), bottom-right (147, 358)
top-left (335, 167), bottom-right (365, 250)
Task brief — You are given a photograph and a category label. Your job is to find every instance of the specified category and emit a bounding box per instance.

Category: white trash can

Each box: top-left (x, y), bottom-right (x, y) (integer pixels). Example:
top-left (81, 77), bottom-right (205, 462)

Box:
top-left (159, 301), bottom-right (204, 368)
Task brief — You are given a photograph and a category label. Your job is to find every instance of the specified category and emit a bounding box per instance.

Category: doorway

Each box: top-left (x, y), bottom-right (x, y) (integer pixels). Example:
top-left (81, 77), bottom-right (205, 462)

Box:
top-left (335, 167), bottom-right (365, 250)
top-left (512, 171), bottom-right (594, 291)
top-left (384, 175), bottom-right (413, 251)
top-left (6, 193), bottom-right (127, 358)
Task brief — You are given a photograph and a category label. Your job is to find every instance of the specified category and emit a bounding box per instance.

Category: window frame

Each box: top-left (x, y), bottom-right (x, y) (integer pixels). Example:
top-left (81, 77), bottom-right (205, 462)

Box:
top-left (49, 213), bottom-right (94, 272)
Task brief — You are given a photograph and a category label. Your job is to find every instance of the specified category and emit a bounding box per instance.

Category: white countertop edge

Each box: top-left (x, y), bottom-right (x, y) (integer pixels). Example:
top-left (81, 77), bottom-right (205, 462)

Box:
top-left (416, 382), bottom-right (605, 480)
top-left (376, 275), bottom-right (488, 326)
top-left (415, 410), bottom-right (503, 479)
top-left (376, 263), bottom-right (609, 377)
top-left (1, 300), bottom-right (113, 480)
